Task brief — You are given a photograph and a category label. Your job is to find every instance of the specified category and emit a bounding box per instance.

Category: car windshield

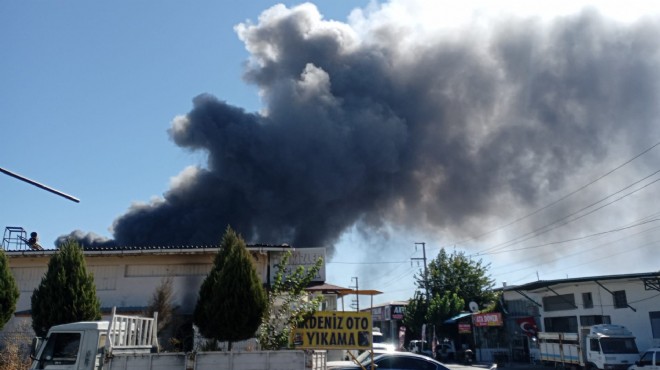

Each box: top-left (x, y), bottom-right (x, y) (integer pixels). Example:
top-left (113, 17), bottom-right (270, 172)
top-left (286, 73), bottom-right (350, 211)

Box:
top-left (599, 338), bottom-right (639, 354)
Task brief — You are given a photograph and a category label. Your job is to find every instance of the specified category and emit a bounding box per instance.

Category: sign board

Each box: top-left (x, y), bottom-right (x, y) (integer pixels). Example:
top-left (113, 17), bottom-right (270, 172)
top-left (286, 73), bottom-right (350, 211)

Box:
top-left (292, 311), bottom-right (372, 350)
top-left (458, 323), bottom-right (472, 333)
top-left (391, 305), bottom-right (405, 320)
top-left (269, 247), bottom-right (326, 284)
top-left (472, 312), bottom-right (503, 327)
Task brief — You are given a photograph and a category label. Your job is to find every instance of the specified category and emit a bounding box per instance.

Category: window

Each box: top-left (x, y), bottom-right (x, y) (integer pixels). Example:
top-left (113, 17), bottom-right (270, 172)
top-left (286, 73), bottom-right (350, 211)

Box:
top-left (638, 351), bottom-right (654, 366)
top-left (580, 315), bottom-right (610, 326)
top-left (650, 312), bottom-right (660, 339)
top-left (590, 338), bottom-right (600, 352)
top-left (582, 292), bottom-right (593, 309)
top-left (599, 337), bottom-right (638, 354)
top-left (613, 290), bottom-right (627, 309)
top-left (39, 332), bottom-right (81, 367)
top-left (543, 316), bottom-right (578, 333)
top-left (542, 294), bottom-right (576, 311)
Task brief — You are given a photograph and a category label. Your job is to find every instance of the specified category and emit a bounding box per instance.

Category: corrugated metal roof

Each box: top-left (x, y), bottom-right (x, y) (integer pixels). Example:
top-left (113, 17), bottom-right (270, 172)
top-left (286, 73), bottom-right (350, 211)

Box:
top-left (501, 271), bottom-right (660, 292)
top-left (4, 243), bottom-right (294, 257)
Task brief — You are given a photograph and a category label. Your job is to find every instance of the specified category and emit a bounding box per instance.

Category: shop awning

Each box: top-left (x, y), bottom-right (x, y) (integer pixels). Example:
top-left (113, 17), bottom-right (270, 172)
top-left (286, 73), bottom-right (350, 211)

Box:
top-left (444, 312), bottom-right (472, 324)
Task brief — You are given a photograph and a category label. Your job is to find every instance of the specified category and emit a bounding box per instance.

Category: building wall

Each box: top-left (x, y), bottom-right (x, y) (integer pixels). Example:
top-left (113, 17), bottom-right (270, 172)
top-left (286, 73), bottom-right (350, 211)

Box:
top-left (503, 277), bottom-right (660, 352)
top-left (8, 251), bottom-right (269, 315)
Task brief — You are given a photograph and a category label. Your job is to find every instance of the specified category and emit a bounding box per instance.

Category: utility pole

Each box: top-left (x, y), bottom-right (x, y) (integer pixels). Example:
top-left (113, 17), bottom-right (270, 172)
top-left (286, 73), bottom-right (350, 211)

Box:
top-left (350, 276), bottom-right (359, 311)
top-left (411, 242), bottom-right (429, 301)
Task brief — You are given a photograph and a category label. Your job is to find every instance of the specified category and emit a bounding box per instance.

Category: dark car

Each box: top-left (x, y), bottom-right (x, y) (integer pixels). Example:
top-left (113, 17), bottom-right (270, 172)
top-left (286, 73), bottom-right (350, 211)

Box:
top-left (329, 351), bottom-right (450, 370)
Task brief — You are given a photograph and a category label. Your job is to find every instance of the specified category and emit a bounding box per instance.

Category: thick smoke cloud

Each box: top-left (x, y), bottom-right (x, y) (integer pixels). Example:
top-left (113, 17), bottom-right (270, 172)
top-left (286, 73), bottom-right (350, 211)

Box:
top-left (58, 3), bottom-right (660, 253)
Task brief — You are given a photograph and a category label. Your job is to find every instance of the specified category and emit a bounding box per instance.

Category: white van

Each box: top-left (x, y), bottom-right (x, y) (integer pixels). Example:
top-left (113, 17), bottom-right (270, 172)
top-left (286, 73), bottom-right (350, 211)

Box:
top-left (628, 348), bottom-right (660, 370)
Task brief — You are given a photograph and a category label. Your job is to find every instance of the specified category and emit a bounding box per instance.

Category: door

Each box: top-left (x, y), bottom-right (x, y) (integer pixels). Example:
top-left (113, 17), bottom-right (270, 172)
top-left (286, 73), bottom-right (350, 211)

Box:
top-left (635, 350), bottom-right (658, 370)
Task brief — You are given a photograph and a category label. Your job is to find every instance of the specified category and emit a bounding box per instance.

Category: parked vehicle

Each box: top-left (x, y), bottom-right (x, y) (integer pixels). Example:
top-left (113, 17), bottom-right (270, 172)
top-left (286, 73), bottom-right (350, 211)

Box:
top-left (538, 324), bottom-right (639, 370)
top-left (329, 351), bottom-right (450, 370)
top-left (408, 339), bottom-right (455, 362)
top-left (327, 348), bottom-right (394, 369)
top-left (29, 308), bottom-right (324, 370)
top-left (628, 347), bottom-right (660, 370)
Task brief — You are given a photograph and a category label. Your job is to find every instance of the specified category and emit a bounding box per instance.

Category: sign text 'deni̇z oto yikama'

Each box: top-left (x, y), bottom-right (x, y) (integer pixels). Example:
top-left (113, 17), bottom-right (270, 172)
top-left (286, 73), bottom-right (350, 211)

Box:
top-left (292, 312), bottom-right (372, 350)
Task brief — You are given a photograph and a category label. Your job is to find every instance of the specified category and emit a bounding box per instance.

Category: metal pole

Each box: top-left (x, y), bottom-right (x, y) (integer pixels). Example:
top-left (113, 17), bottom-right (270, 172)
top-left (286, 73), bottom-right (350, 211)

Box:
top-left (1, 166), bottom-right (80, 203)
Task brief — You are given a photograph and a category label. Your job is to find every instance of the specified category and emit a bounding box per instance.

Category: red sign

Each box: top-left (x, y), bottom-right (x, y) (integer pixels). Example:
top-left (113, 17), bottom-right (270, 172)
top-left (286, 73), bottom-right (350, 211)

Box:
top-left (472, 312), bottom-right (503, 327)
top-left (458, 323), bottom-right (472, 333)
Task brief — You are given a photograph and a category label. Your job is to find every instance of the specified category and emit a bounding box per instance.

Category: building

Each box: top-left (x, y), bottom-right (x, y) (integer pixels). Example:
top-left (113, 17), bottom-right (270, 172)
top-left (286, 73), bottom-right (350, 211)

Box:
top-left (361, 301), bottom-right (407, 346)
top-left (501, 271), bottom-right (660, 360)
top-left (1, 243), bottom-right (327, 346)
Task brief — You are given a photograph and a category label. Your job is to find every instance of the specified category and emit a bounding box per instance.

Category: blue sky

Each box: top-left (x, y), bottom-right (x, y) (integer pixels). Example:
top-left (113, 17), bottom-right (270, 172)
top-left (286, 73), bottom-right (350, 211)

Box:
top-left (2, 1), bottom-right (660, 308)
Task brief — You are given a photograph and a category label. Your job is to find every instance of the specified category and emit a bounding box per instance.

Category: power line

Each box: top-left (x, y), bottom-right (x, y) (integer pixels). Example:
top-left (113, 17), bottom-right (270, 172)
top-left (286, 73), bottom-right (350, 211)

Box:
top-left (454, 140), bottom-right (660, 249)
top-left (477, 168), bottom-right (660, 255)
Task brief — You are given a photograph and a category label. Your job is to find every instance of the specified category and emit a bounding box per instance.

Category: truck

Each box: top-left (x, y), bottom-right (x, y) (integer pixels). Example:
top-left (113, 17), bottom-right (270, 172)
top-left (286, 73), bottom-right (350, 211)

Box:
top-left (29, 308), bottom-right (326, 370)
top-left (538, 324), bottom-right (639, 370)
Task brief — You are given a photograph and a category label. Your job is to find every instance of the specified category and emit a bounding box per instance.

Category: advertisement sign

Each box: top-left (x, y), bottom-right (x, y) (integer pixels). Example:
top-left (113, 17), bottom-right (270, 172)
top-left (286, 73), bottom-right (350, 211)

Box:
top-left (292, 311), bottom-right (372, 350)
top-left (269, 247), bottom-right (326, 284)
top-left (458, 323), bottom-right (472, 333)
top-left (472, 312), bottom-right (503, 327)
top-left (391, 305), bottom-right (405, 320)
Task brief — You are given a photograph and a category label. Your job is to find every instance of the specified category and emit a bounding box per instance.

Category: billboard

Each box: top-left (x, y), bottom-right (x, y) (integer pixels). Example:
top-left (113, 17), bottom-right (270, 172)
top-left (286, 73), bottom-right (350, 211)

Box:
top-left (292, 311), bottom-right (372, 350)
top-left (269, 247), bottom-right (326, 284)
top-left (472, 312), bottom-right (503, 327)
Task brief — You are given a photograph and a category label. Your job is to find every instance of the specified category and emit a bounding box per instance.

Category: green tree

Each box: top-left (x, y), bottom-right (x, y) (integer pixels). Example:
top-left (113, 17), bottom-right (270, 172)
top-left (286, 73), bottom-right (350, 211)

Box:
top-left (402, 292), bottom-right (427, 339)
top-left (426, 292), bottom-right (464, 325)
top-left (406, 248), bottom-right (495, 333)
top-left (425, 248), bottom-right (495, 311)
top-left (193, 226), bottom-right (267, 351)
top-left (0, 249), bottom-right (19, 330)
top-left (31, 239), bottom-right (101, 336)
top-left (258, 250), bottom-right (323, 350)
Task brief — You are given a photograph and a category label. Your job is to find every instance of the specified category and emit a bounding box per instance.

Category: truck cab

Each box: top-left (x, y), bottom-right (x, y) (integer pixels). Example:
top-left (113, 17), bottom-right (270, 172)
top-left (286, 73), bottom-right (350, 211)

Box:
top-left (30, 308), bottom-right (158, 370)
top-left (583, 324), bottom-right (639, 369)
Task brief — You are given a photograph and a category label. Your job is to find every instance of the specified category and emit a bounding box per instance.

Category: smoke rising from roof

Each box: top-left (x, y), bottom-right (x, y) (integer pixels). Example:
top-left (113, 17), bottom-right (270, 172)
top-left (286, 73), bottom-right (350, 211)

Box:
top-left (58, 2), bottom-right (660, 254)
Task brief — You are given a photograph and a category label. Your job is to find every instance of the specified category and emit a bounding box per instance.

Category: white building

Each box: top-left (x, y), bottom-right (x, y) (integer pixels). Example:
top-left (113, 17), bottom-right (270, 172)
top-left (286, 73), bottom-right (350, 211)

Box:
top-left (501, 272), bottom-right (660, 355)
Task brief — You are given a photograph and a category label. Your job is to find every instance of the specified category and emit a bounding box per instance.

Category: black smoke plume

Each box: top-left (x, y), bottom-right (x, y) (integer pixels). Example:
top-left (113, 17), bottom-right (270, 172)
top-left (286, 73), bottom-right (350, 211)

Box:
top-left (58, 3), bottom-right (660, 252)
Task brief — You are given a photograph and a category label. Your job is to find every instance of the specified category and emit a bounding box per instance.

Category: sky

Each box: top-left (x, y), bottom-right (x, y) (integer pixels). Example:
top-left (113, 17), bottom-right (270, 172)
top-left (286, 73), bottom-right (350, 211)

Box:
top-left (2, 1), bottom-right (660, 309)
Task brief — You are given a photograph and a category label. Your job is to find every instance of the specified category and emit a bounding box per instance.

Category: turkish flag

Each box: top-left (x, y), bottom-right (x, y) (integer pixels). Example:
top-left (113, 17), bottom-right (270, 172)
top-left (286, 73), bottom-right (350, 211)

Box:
top-left (516, 317), bottom-right (538, 337)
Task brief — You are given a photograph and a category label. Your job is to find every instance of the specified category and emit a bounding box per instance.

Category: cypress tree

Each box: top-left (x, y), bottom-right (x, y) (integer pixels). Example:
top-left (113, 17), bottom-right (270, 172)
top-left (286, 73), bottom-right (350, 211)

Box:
top-left (0, 249), bottom-right (19, 330)
top-left (31, 239), bottom-right (101, 336)
top-left (193, 226), bottom-right (267, 350)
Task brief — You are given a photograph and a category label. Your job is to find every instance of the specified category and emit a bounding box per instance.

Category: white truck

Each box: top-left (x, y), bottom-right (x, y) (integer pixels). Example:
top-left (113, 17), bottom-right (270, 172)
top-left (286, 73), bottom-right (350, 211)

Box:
top-left (538, 324), bottom-right (639, 370)
top-left (29, 308), bottom-right (325, 370)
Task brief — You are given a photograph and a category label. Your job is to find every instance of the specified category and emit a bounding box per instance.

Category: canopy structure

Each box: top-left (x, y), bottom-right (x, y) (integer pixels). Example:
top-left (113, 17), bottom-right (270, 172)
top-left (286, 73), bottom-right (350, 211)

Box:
top-left (306, 284), bottom-right (383, 311)
top-left (444, 312), bottom-right (473, 324)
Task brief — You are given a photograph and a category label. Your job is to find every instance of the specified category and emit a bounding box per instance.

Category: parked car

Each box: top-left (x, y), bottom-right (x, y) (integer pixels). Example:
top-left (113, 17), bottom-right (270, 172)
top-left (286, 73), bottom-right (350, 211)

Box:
top-left (408, 340), bottom-right (434, 358)
top-left (327, 348), bottom-right (395, 369)
top-left (328, 351), bottom-right (451, 370)
top-left (628, 347), bottom-right (660, 370)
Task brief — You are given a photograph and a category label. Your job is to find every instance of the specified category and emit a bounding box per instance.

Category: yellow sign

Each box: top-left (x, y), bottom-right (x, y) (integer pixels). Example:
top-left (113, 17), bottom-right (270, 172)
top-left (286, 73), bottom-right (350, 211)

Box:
top-left (292, 311), bottom-right (373, 349)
